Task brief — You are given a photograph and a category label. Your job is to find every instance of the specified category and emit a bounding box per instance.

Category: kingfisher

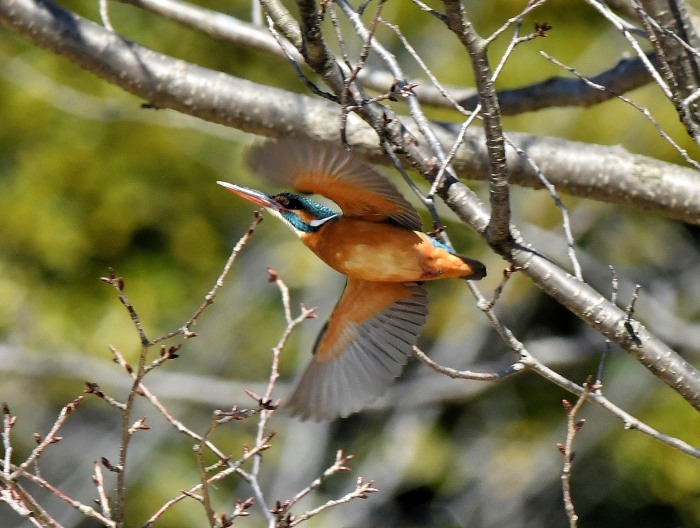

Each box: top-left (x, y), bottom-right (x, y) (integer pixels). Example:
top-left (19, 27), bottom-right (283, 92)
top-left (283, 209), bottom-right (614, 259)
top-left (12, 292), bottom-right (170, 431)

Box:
top-left (218, 139), bottom-right (486, 421)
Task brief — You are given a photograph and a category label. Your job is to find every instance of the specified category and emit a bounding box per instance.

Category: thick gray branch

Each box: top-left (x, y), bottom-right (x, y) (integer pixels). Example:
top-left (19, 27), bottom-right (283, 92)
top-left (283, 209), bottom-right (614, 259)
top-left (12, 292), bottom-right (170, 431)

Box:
top-left (0, 0), bottom-right (698, 226)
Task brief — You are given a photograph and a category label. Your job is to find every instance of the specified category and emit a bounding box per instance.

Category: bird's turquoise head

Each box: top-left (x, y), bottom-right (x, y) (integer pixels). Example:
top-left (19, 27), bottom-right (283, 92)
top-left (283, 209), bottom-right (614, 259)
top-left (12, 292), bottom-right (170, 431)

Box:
top-left (217, 182), bottom-right (339, 235)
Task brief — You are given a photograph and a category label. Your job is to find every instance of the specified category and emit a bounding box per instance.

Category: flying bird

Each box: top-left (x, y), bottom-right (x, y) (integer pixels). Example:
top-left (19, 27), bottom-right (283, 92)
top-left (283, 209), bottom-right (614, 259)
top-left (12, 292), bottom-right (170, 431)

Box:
top-left (218, 139), bottom-right (486, 420)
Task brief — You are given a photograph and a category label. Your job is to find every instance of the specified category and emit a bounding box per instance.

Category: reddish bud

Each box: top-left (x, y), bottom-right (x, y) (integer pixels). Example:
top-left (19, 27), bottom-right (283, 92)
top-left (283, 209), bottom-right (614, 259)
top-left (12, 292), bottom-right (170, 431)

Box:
top-left (85, 382), bottom-right (105, 398)
top-left (266, 267), bottom-right (279, 282)
top-left (100, 457), bottom-right (120, 473)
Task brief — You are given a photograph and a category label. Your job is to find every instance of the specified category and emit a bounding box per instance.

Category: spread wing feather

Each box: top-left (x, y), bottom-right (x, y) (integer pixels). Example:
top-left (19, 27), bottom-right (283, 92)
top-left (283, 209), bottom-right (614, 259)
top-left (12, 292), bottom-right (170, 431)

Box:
top-left (286, 279), bottom-right (428, 421)
top-left (246, 138), bottom-right (423, 231)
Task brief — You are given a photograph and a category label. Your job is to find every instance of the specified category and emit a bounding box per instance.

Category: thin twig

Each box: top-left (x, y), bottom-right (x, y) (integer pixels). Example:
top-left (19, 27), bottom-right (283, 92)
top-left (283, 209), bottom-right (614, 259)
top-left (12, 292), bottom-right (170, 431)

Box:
top-left (115, 343), bottom-right (149, 527)
top-left (285, 450), bottom-right (353, 511)
top-left (584, 0), bottom-right (672, 98)
top-left (337, 0), bottom-right (456, 177)
top-left (522, 352), bottom-right (700, 458)
top-left (557, 378), bottom-right (596, 528)
top-left (503, 134), bottom-right (584, 279)
top-left (11, 397), bottom-right (83, 480)
top-left (265, 15), bottom-right (339, 104)
top-left (93, 461), bottom-right (113, 521)
top-left (2, 402), bottom-right (13, 481)
top-left (541, 51), bottom-right (700, 171)
top-left (0, 479), bottom-right (62, 528)
top-left (84, 380), bottom-right (128, 411)
top-left (596, 266), bottom-right (619, 384)
top-left (100, 269), bottom-right (151, 346)
top-left (142, 434), bottom-right (274, 527)
top-left (338, 0), bottom-right (387, 145)
top-left (194, 437), bottom-right (217, 528)
top-left (288, 477), bottom-right (378, 527)
top-left (99, 0), bottom-right (114, 31)
top-left (412, 346), bottom-right (524, 381)
top-left (481, 264), bottom-right (522, 310)
top-left (246, 270), bottom-right (316, 525)
top-left (2, 465), bottom-right (116, 526)
top-left (422, 279), bottom-right (700, 459)
top-left (484, 0), bottom-right (548, 46)
top-left (152, 211), bottom-right (264, 343)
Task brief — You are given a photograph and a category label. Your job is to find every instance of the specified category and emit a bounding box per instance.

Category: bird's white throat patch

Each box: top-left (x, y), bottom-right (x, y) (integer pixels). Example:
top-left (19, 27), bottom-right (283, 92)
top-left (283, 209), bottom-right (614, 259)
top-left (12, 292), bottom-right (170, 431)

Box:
top-left (309, 214), bottom-right (339, 228)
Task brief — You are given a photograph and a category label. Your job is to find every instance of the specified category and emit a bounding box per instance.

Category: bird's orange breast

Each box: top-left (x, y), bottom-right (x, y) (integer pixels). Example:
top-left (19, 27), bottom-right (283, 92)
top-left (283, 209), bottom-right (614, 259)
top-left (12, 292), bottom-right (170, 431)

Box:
top-left (301, 218), bottom-right (477, 282)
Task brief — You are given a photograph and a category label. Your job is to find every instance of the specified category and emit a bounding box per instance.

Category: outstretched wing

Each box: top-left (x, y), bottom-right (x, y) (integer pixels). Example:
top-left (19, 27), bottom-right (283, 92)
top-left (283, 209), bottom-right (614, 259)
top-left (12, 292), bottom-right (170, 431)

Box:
top-left (286, 279), bottom-right (428, 421)
top-left (246, 138), bottom-right (423, 230)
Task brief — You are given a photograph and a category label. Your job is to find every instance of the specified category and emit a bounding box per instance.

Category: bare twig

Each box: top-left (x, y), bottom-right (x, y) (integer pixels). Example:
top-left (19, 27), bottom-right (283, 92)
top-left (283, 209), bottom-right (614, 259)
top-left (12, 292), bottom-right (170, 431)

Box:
top-left (541, 51), bottom-right (700, 171)
top-left (2, 464), bottom-right (116, 526)
top-left (2, 402), bottom-right (13, 481)
top-left (93, 461), bottom-right (113, 521)
top-left (418, 285), bottom-right (700, 459)
top-left (0, 479), bottom-right (62, 527)
top-left (288, 477), bottom-right (378, 527)
top-left (114, 345), bottom-right (148, 526)
top-left (265, 448), bottom-right (377, 527)
top-left (502, 134), bottom-right (584, 280)
top-left (142, 433), bottom-right (274, 527)
top-left (523, 352), bottom-right (700, 458)
top-left (11, 397), bottom-right (83, 480)
top-left (99, 0), bottom-right (114, 32)
top-left (194, 436), bottom-right (217, 528)
top-left (285, 450), bottom-right (353, 511)
top-left (100, 269), bottom-right (151, 346)
top-left (153, 211), bottom-right (264, 343)
top-left (244, 270), bottom-right (316, 525)
top-left (412, 346), bottom-right (525, 381)
top-left (337, 0), bottom-right (387, 145)
top-left (557, 378), bottom-right (597, 528)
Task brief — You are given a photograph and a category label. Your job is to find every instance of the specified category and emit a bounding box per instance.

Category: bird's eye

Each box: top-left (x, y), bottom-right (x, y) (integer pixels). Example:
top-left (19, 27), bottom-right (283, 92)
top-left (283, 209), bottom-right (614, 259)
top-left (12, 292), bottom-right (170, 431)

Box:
top-left (275, 196), bottom-right (290, 207)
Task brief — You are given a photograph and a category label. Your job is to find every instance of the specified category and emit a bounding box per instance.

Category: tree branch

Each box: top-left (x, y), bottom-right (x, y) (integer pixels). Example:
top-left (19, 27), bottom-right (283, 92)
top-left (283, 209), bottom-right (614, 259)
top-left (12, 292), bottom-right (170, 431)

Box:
top-left (118, 0), bottom-right (659, 116)
top-left (2, 0), bottom-right (699, 409)
top-left (638, 0), bottom-right (700, 141)
top-left (442, 0), bottom-right (512, 250)
top-left (1, 0), bottom-right (697, 224)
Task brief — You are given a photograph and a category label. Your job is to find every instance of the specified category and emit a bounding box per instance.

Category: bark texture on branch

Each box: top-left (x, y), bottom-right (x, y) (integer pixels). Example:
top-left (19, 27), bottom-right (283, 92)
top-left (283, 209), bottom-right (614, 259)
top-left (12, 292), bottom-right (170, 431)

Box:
top-left (1, 0), bottom-right (697, 224)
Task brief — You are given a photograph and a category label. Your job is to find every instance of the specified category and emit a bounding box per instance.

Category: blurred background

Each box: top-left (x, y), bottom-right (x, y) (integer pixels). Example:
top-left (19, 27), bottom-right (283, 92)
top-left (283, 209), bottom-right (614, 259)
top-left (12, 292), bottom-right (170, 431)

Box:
top-left (1, 0), bottom-right (699, 526)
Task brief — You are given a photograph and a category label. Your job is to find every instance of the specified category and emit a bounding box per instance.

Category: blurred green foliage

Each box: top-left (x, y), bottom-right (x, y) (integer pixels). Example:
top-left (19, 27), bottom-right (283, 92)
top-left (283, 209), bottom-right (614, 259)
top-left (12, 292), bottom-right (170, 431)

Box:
top-left (1, 1), bottom-right (699, 527)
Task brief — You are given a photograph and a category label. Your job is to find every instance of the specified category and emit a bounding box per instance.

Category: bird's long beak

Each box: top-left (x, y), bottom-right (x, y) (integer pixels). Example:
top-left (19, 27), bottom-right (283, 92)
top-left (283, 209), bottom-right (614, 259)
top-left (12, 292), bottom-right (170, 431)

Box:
top-left (217, 181), bottom-right (281, 210)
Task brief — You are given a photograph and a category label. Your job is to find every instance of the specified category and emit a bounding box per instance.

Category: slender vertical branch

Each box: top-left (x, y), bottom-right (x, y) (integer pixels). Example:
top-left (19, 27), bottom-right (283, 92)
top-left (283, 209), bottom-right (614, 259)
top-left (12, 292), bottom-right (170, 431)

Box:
top-left (295, 0), bottom-right (347, 94)
top-left (114, 344), bottom-right (148, 527)
top-left (557, 380), bottom-right (596, 528)
top-left (245, 270), bottom-right (316, 526)
top-left (441, 0), bottom-right (511, 249)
